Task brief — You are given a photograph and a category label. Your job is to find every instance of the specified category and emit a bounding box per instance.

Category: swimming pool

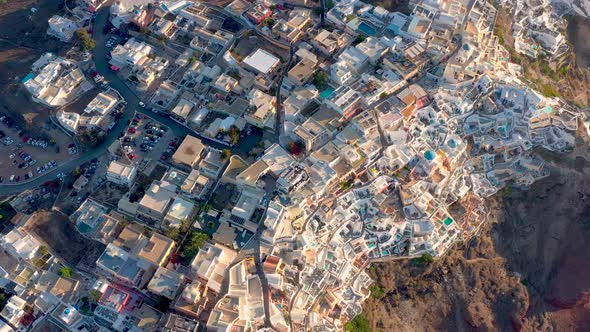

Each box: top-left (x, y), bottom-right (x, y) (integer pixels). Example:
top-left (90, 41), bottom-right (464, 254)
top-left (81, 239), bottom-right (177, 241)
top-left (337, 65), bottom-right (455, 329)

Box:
top-left (444, 217), bottom-right (453, 226)
top-left (358, 22), bottom-right (377, 36)
top-left (319, 88), bottom-right (335, 99)
top-left (21, 73), bottom-right (35, 83)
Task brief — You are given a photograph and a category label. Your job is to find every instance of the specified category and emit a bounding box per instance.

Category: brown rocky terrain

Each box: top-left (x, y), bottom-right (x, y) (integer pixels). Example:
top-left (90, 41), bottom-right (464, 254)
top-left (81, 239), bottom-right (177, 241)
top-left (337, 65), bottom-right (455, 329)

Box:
top-left (365, 136), bottom-right (590, 331)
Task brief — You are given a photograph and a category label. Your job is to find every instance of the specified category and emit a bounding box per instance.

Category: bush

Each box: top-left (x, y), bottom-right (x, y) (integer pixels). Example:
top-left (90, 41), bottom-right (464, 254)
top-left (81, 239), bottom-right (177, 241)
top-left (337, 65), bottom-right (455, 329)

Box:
top-left (164, 226), bottom-right (180, 240)
top-left (221, 149), bottom-right (231, 160)
top-left (340, 180), bottom-right (352, 191)
top-left (75, 29), bottom-right (96, 51)
top-left (39, 245), bottom-right (49, 257)
top-left (539, 61), bottom-right (553, 75)
top-left (344, 314), bottom-right (371, 332)
top-left (58, 267), bottom-right (74, 278)
top-left (89, 289), bottom-right (102, 303)
top-left (419, 253), bottom-right (434, 264)
top-left (540, 83), bottom-right (559, 98)
top-left (229, 126), bottom-right (240, 145)
top-left (369, 283), bottom-right (385, 299)
top-left (312, 71), bottom-right (329, 89)
top-left (181, 231), bottom-right (210, 262)
top-left (354, 34), bottom-right (366, 45)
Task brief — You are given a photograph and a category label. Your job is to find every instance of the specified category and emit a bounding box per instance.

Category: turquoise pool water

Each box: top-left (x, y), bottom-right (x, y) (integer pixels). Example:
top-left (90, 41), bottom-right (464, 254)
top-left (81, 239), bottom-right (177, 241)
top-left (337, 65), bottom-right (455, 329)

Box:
top-left (319, 88), bottom-right (335, 99)
top-left (21, 73), bottom-right (34, 83)
top-left (444, 217), bottom-right (453, 226)
top-left (77, 222), bottom-right (93, 234)
top-left (358, 22), bottom-right (377, 36)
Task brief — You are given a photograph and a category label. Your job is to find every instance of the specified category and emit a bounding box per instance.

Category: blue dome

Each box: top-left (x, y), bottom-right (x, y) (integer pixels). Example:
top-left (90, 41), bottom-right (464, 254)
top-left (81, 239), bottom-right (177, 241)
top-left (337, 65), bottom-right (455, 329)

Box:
top-left (448, 139), bottom-right (457, 149)
top-left (463, 44), bottom-right (470, 50)
top-left (424, 151), bottom-right (435, 161)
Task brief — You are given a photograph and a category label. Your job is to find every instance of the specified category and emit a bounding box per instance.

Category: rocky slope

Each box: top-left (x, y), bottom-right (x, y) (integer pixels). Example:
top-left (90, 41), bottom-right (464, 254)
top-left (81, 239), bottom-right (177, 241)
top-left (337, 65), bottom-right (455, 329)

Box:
top-left (365, 138), bottom-right (590, 331)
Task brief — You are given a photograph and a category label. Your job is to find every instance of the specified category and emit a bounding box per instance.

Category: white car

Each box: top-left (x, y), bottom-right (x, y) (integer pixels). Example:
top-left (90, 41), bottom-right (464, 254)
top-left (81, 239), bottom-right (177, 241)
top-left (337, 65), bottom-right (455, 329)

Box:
top-left (139, 101), bottom-right (146, 108)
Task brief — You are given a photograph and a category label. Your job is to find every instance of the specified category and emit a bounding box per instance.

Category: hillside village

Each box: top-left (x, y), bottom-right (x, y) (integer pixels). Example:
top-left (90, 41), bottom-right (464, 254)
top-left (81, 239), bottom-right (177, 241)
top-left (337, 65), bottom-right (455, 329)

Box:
top-left (0, 0), bottom-right (585, 331)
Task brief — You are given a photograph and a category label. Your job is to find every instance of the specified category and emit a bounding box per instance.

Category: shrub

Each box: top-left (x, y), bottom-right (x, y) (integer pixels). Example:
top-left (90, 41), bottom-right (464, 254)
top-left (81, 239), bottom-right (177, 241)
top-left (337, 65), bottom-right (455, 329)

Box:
top-left (369, 283), bottom-right (385, 299)
top-left (420, 253), bottom-right (434, 264)
top-left (344, 314), bottom-right (371, 332)
top-left (75, 29), bottom-right (96, 51)
top-left (312, 71), bottom-right (329, 89)
top-left (221, 149), bottom-right (231, 160)
top-left (58, 267), bottom-right (74, 278)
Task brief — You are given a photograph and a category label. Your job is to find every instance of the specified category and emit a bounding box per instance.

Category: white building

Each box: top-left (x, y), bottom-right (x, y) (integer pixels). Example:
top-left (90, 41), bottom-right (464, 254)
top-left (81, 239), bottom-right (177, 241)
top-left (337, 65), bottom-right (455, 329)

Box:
top-left (0, 228), bottom-right (41, 261)
top-left (47, 15), bottom-right (78, 42)
top-left (330, 60), bottom-right (355, 86)
top-left (242, 49), bottom-right (280, 76)
top-left (106, 161), bottom-right (137, 187)
top-left (110, 38), bottom-right (153, 69)
top-left (191, 242), bottom-right (237, 293)
top-left (355, 37), bottom-right (388, 64)
top-left (164, 196), bottom-right (195, 228)
top-left (339, 47), bottom-right (369, 73)
top-left (24, 54), bottom-right (90, 107)
top-left (84, 91), bottom-right (120, 115)
top-left (56, 111), bottom-right (80, 133)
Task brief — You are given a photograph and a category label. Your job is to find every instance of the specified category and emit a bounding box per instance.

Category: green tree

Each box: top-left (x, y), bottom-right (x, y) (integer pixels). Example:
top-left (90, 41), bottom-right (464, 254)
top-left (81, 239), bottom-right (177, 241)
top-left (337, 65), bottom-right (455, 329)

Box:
top-left (75, 29), bottom-right (96, 51)
top-left (221, 149), bottom-right (231, 160)
top-left (369, 283), bottom-right (385, 299)
top-left (312, 71), bottom-right (329, 89)
top-left (420, 253), bottom-right (434, 264)
top-left (340, 180), bottom-right (352, 191)
top-left (344, 314), bottom-right (371, 332)
top-left (182, 231), bottom-right (209, 260)
top-left (58, 267), bottom-right (74, 278)
top-left (73, 167), bottom-right (82, 177)
top-left (89, 289), bottom-right (102, 303)
top-left (229, 126), bottom-right (240, 145)
top-left (165, 226), bottom-right (180, 240)
top-left (354, 34), bottom-right (366, 45)
top-left (261, 18), bottom-right (275, 27)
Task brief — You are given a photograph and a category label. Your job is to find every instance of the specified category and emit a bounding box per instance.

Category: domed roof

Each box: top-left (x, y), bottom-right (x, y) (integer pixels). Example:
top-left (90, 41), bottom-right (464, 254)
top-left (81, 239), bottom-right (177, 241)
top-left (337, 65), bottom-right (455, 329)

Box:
top-left (447, 139), bottom-right (457, 149)
top-left (424, 150), bottom-right (435, 161)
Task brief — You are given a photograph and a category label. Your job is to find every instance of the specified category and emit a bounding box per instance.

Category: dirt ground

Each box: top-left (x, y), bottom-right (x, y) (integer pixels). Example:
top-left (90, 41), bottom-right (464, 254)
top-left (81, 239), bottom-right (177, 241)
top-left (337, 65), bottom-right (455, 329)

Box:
top-left (0, 0), bottom-right (78, 182)
top-left (231, 34), bottom-right (262, 62)
top-left (365, 137), bottom-right (590, 331)
top-left (91, 181), bottom-right (129, 207)
top-left (24, 210), bottom-right (106, 271)
top-left (568, 15), bottom-right (590, 69)
top-left (0, 0), bottom-right (67, 128)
